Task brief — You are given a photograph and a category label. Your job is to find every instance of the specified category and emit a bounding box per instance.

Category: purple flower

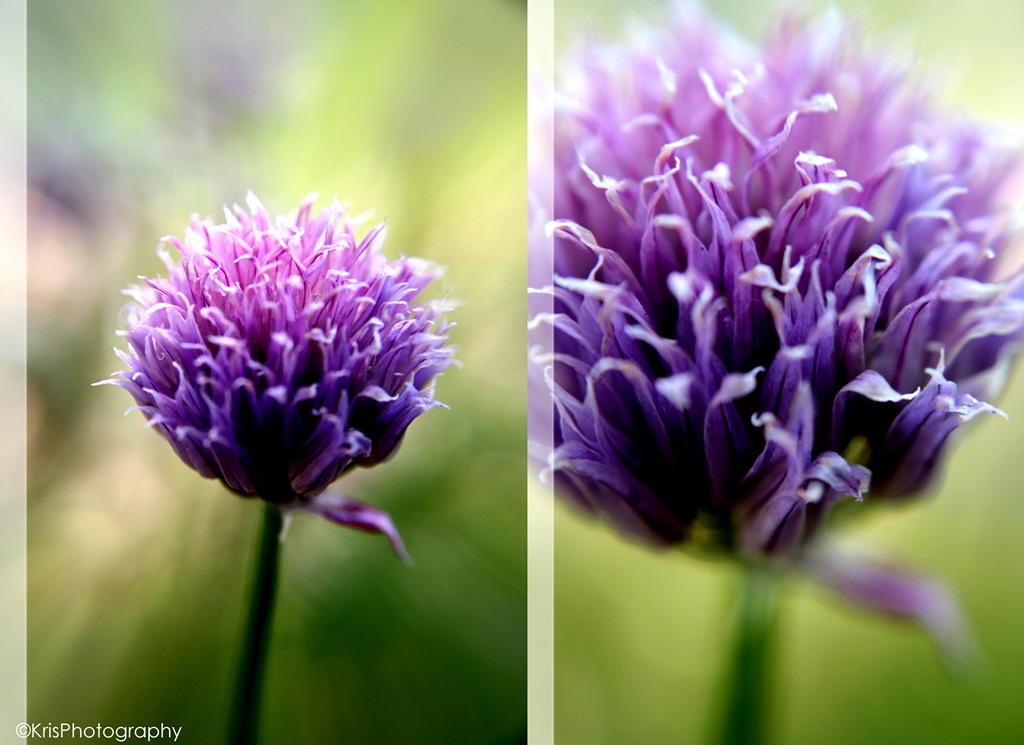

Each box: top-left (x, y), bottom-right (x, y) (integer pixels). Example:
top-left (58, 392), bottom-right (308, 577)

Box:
top-left (530, 10), bottom-right (1024, 647)
top-left (103, 194), bottom-right (454, 558)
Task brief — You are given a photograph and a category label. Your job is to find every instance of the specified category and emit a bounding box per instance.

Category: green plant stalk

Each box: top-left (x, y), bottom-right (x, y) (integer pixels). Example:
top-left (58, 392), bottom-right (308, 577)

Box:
top-left (715, 562), bottom-right (781, 745)
top-left (228, 502), bottom-right (284, 745)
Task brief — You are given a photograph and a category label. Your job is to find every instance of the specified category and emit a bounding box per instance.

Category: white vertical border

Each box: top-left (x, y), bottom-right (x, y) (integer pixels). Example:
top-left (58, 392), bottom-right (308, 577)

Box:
top-left (0, 0), bottom-right (28, 732)
top-left (527, 0), bottom-right (554, 742)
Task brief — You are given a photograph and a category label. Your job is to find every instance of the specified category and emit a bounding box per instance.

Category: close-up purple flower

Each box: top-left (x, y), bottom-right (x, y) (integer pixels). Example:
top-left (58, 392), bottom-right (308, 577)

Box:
top-left (529, 3), bottom-right (1024, 695)
top-left (104, 194), bottom-right (453, 556)
top-left (532, 9), bottom-right (1023, 565)
top-left (531, 7), bottom-right (1024, 742)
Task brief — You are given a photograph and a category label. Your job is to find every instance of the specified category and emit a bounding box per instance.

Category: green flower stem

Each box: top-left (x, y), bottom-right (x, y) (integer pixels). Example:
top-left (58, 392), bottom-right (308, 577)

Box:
top-left (715, 561), bottom-right (782, 745)
top-left (229, 502), bottom-right (284, 745)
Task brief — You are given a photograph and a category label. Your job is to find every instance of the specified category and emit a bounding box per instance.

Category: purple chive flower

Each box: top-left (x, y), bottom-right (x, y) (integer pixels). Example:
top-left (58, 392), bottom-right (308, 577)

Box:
top-left (530, 10), bottom-right (1024, 647)
top-left (103, 194), bottom-right (453, 558)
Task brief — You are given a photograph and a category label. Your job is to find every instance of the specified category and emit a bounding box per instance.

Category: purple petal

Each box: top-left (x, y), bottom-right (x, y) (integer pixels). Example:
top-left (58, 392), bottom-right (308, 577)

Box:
top-left (299, 491), bottom-right (411, 563)
top-left (807, 544), bottom-right (978, 674)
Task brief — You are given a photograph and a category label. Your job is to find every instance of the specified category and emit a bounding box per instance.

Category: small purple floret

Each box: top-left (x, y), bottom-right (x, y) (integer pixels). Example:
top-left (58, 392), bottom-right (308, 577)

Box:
top-left (104, 194), bottom-right (453, 554)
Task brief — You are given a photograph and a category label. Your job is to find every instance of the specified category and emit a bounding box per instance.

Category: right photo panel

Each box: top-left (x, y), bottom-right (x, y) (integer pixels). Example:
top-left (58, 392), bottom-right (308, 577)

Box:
top-left (529, 0), bottom-right (1024, 742)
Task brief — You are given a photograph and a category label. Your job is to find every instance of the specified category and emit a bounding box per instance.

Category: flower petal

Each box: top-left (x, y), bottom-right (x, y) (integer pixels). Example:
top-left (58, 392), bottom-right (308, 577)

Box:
top-left (298, 491), bottom-right (411, 563)
top-left (807, 544), bottom-right (978, 675)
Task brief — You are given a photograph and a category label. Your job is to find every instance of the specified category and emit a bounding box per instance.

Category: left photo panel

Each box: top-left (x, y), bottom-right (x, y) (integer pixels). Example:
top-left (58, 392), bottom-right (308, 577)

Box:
top-left (26, 1), bottom-right (526, 743)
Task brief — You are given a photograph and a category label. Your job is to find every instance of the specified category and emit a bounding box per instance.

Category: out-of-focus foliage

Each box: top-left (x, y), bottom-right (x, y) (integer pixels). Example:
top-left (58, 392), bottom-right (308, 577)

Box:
top-left (549, 1), bottom-right (1024, 743)
top-left (28, 1), bottom-right (525, 743)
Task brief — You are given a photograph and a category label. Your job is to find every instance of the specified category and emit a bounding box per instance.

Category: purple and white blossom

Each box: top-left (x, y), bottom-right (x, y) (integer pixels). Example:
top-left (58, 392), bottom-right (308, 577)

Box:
top-left (104, 194), bottom-right (453, 557)
top-left (530, 10), bottom-right (1024, 642)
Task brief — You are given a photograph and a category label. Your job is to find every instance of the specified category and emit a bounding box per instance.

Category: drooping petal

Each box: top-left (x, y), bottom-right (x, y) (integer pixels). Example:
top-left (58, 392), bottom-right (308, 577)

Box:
top-left (298, 491), bottom-right (411, 563)
top-left (807, 544), bottom-right (978, 674)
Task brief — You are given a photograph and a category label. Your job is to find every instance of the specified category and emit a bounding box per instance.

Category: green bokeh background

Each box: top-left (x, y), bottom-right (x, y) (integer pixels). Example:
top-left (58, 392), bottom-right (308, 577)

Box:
top-left (549, 1), bottom-right (1024, 744)
top-left (27, 0), bottom-right (1024, 743)
top-left (27, 1), bottom-right (525, 743)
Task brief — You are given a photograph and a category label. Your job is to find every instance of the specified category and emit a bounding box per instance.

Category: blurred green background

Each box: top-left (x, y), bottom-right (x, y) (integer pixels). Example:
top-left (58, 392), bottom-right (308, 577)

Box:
top-left (27, 1), bottom-right (525, 743)
top-left (548, 1), bottom-right (1024, 744)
